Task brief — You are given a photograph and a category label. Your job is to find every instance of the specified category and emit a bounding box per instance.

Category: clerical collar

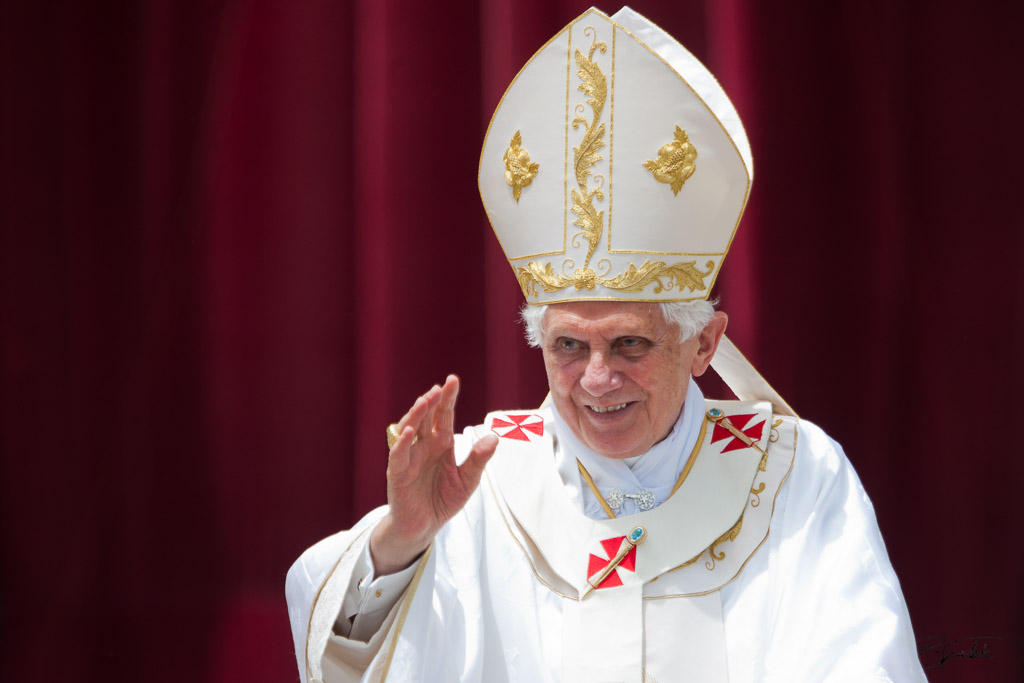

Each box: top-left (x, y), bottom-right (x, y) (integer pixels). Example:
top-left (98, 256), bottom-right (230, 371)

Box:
top-left (551, 378), bottom-right (706, 519)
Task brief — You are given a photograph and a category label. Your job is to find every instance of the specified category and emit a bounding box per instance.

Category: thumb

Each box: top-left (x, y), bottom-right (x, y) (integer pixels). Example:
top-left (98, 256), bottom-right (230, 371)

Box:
top-left (458, 433), bottom-right (499, 490)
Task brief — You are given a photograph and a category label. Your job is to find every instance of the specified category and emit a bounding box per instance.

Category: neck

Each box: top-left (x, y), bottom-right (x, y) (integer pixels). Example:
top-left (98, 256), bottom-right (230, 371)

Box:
top-left (552, 378), bottom-right (705, 518)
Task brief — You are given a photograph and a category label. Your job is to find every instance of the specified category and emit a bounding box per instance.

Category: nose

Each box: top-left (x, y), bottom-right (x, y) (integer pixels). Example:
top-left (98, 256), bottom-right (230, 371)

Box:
top-left (579, 351), bottom-right (622, 396)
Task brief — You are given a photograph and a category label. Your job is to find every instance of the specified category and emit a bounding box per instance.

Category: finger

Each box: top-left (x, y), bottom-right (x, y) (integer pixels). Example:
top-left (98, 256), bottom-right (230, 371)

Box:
top-left (397, 382), bottom-right (442, 436)
top-left (387, 425), bottom-right (419, 476)
top-left (457, 433), bottom-right (499, 492)
top-left (416, 385), bottom-right (443, 440)
top-left (434, 375), bottom-right (459, 436)
top-left (396, 394), bottom-right (430, 435)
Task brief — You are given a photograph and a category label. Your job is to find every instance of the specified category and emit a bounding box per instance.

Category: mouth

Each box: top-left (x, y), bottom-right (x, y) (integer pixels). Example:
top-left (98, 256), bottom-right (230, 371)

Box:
top-left (588, 402), bottom-right (630, 414)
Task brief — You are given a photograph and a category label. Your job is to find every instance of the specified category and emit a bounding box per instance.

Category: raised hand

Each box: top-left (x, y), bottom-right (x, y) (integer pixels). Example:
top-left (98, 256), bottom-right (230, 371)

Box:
top-left (369, 375), bottom-right (499, 575)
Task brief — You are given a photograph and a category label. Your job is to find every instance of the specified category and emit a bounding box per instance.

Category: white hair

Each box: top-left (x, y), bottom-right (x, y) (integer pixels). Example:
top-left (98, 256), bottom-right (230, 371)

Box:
top-left (520, 300), bottom-right (716, 348)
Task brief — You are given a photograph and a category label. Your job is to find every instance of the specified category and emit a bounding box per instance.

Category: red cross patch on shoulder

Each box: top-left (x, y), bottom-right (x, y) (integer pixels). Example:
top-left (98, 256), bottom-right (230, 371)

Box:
top-left (710, 413), bottom-right (765, 453)
top-left (490, 413), bottom-right (544, 441)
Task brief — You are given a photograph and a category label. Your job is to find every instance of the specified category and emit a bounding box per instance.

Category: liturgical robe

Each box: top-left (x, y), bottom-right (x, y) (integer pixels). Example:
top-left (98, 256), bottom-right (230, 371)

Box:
top-left (286, 378), bottom-right (927, 682)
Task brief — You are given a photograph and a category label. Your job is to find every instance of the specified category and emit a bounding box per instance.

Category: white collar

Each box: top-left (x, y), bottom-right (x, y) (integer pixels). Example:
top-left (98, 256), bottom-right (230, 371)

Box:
top-left (552, 378), bottom-right (706, 518)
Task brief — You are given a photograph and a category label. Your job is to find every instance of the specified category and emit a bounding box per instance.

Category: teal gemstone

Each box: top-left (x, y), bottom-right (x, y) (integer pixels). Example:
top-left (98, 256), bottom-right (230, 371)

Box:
top-left (709, 408), bottom-right (722, 417)
top-left (630, 527), bottom-right (644, 542)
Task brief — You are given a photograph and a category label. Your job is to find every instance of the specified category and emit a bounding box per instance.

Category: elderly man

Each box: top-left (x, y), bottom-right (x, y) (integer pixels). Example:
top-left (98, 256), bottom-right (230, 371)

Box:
top-left (287, 7), bottom-right (926, 682)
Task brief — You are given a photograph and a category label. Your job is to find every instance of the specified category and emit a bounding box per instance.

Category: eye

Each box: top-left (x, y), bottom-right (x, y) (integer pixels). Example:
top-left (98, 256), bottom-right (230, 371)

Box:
top-left (616, 337), bottom-right (650, 356)
top-left (558, 338), bottom-right (581, 352)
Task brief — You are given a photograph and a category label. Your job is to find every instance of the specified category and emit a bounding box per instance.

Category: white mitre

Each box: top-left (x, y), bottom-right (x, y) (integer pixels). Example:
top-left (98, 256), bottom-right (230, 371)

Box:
top-left (479, 6), bottom-right (752, 305)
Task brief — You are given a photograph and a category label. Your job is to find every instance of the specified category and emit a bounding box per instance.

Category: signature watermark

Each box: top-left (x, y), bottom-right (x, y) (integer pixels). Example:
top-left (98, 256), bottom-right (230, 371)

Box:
top-left (918, 635), bottom-right (1001, 668)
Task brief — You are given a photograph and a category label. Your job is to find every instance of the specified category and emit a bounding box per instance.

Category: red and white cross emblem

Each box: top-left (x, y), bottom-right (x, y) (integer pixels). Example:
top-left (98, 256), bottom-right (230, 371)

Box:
top-left (490, 413), bottom-right (544, 441)
top-left (586, 536), bottom-right (637, 590)
top-left (710, 413), bottom-right (765, 453)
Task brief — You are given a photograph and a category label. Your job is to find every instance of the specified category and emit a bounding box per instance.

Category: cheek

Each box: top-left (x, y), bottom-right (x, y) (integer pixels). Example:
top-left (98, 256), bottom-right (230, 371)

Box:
top-left (636, 354), bottom-right (691, 408)
top-left (543, 359), bottom-right (574, 396)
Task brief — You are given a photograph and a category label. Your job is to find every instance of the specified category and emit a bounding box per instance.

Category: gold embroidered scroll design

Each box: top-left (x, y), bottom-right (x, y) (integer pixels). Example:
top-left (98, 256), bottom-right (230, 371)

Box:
top-left (643, 126), bottom-right (697, 195)
top-left (751, 419), bottom-right (782, 507)
top-left (503, 130), bottom-right (539, 203)
top-left (569, 28), bottom-right (608, 271)
top-left (514, 32), bottom-right (714, 300)
top-left (516, 258), bottom-right (715, 298)
top-left (706, 512), bottom-right (745, 571)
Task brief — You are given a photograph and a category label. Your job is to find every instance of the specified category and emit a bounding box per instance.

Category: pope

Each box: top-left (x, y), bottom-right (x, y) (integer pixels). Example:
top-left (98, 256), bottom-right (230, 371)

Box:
top-left (286, 7), bottom-right (928, 682)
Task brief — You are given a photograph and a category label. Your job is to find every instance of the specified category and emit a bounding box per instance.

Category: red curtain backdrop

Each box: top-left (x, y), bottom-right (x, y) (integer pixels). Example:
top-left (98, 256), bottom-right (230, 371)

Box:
top-left (2, 1), bottom-right (1022, 681)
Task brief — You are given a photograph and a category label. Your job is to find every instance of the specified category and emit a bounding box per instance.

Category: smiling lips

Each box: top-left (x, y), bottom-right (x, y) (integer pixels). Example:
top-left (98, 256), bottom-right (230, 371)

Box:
top-left (589, 402), bottom-right (630, 414)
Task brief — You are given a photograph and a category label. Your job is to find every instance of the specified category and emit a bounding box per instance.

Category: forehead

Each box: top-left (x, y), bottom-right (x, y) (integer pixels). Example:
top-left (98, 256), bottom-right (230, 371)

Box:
top-left (543, 301), bottom-right (672, 338)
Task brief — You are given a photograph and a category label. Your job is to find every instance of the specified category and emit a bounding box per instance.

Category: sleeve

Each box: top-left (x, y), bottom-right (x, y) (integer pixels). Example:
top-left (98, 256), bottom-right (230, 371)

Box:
top-left (337, 542), bottom-right (419, 642)
top-left (285, 507), bottom-right (397, 683)
top-left (285, 427), bottom-right (482, 682)
top-left (762, 421), bottom-right (928, 682)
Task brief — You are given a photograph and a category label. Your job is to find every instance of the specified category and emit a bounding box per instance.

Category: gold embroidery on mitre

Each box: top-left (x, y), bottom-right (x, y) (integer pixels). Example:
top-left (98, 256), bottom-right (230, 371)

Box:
top-left (503, 130), bottom-right (540, 203)
top-left (515, 259), bottom-right (714, 299)
top-left (643, 126), bottom-right (697, 196)
top-left (511, 34), bottom-right (716, 300)
top-left (569, 27), bottom-right (607, 270)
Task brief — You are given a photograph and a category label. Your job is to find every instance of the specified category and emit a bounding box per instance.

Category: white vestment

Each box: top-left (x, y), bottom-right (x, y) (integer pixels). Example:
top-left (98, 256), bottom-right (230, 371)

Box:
top-left (286, 380), bottom-right (927, 683)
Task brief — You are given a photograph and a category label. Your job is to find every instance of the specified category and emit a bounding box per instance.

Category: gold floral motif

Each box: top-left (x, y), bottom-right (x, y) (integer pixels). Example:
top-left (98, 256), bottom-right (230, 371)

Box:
top-left (573, 268), bottom-right (597, 290)
top-left (769, 418), bottom-right (783, 443)
top-left (515, 262), bottom-right (573, 297)
top-left (643, 126), bottom-right (697, 196)
top-left (503, 130), bottom-right (540, 202)
top-left (599, 259), bottom-right (713, 294)
top-left (705, 512), bottom-right (744, 571)
top-left (750, 439), bottom-right (771, 506)
top-left (570, 186), bottom-right (603, 267)
top-left (569, 28), bottom-right (607, 269)
top-left (515, 258), bottom-right (714, 299)
top-left (750, 481), bottom-right (765, 508)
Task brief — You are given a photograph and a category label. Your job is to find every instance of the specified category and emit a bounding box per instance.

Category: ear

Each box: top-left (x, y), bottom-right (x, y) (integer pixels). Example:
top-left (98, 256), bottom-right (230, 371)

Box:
top-left (690, 311), bottom-right (728, 377)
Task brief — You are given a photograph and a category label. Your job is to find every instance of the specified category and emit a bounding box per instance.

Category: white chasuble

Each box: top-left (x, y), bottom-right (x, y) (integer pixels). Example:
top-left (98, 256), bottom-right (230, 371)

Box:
top-left (287, 400), bottom-right (927, 682)
top-left (483, 400), bottom-right (787, 683)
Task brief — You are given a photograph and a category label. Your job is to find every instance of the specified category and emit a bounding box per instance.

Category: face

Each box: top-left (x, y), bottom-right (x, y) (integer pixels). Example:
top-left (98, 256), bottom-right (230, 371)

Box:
top-left (541, 301), bottom-right (725, 459)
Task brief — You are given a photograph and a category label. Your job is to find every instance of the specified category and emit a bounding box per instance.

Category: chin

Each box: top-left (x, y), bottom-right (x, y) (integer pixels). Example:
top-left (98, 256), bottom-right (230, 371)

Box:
top-left (583, 436), bottom-right (647, 460)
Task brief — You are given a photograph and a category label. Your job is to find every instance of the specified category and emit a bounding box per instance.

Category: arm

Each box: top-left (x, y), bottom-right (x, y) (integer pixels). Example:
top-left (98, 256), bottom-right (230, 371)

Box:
top-left (286, 376), bottom-right (498, 682)
top-left (750, 421), bottom-right (927, 682)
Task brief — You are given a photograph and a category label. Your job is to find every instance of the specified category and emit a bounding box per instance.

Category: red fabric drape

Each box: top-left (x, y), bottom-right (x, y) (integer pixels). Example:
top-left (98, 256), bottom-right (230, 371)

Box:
top-left (2, 1), bottom-right (1021, 681)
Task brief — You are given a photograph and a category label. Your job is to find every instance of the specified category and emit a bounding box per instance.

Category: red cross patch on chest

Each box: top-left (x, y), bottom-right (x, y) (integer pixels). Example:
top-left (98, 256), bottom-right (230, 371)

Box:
top-left (582, 527), bottom-right (647, 598)
top-left (490, 413), bottom-right (544, 441)
top-left (587, 536), bottom-right (636, 590)
top-left (710, 413), bottom-right (765, 453)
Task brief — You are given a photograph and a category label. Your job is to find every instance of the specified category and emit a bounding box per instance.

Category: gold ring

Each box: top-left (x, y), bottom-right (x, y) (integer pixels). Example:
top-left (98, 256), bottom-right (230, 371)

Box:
top-left (386, 424), bottom-right (419, 449)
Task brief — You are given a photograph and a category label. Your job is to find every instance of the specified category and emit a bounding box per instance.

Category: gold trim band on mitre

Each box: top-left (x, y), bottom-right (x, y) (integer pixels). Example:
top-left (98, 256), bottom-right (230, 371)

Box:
top-left (516, 258), bottom-right (714, 298)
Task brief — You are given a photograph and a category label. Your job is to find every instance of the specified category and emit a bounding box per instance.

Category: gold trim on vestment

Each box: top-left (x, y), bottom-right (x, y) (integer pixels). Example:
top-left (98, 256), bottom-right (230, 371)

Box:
top-left (575, 416), bottom-right (708, 518)
top-left (304, 528), bottom-right (370, 682)
top-left (671, 417), bottom-right (708, 496)
top-left (576, 459), bottom-right (618, 518)
top-left (379, 545), bottom-right (434, 681)
top-left (485, 472), bottom-right (579, 600)
top-left (488, 409), bottom-right (793, 600)
top-left (647, 421), bottom-right (797, 597)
